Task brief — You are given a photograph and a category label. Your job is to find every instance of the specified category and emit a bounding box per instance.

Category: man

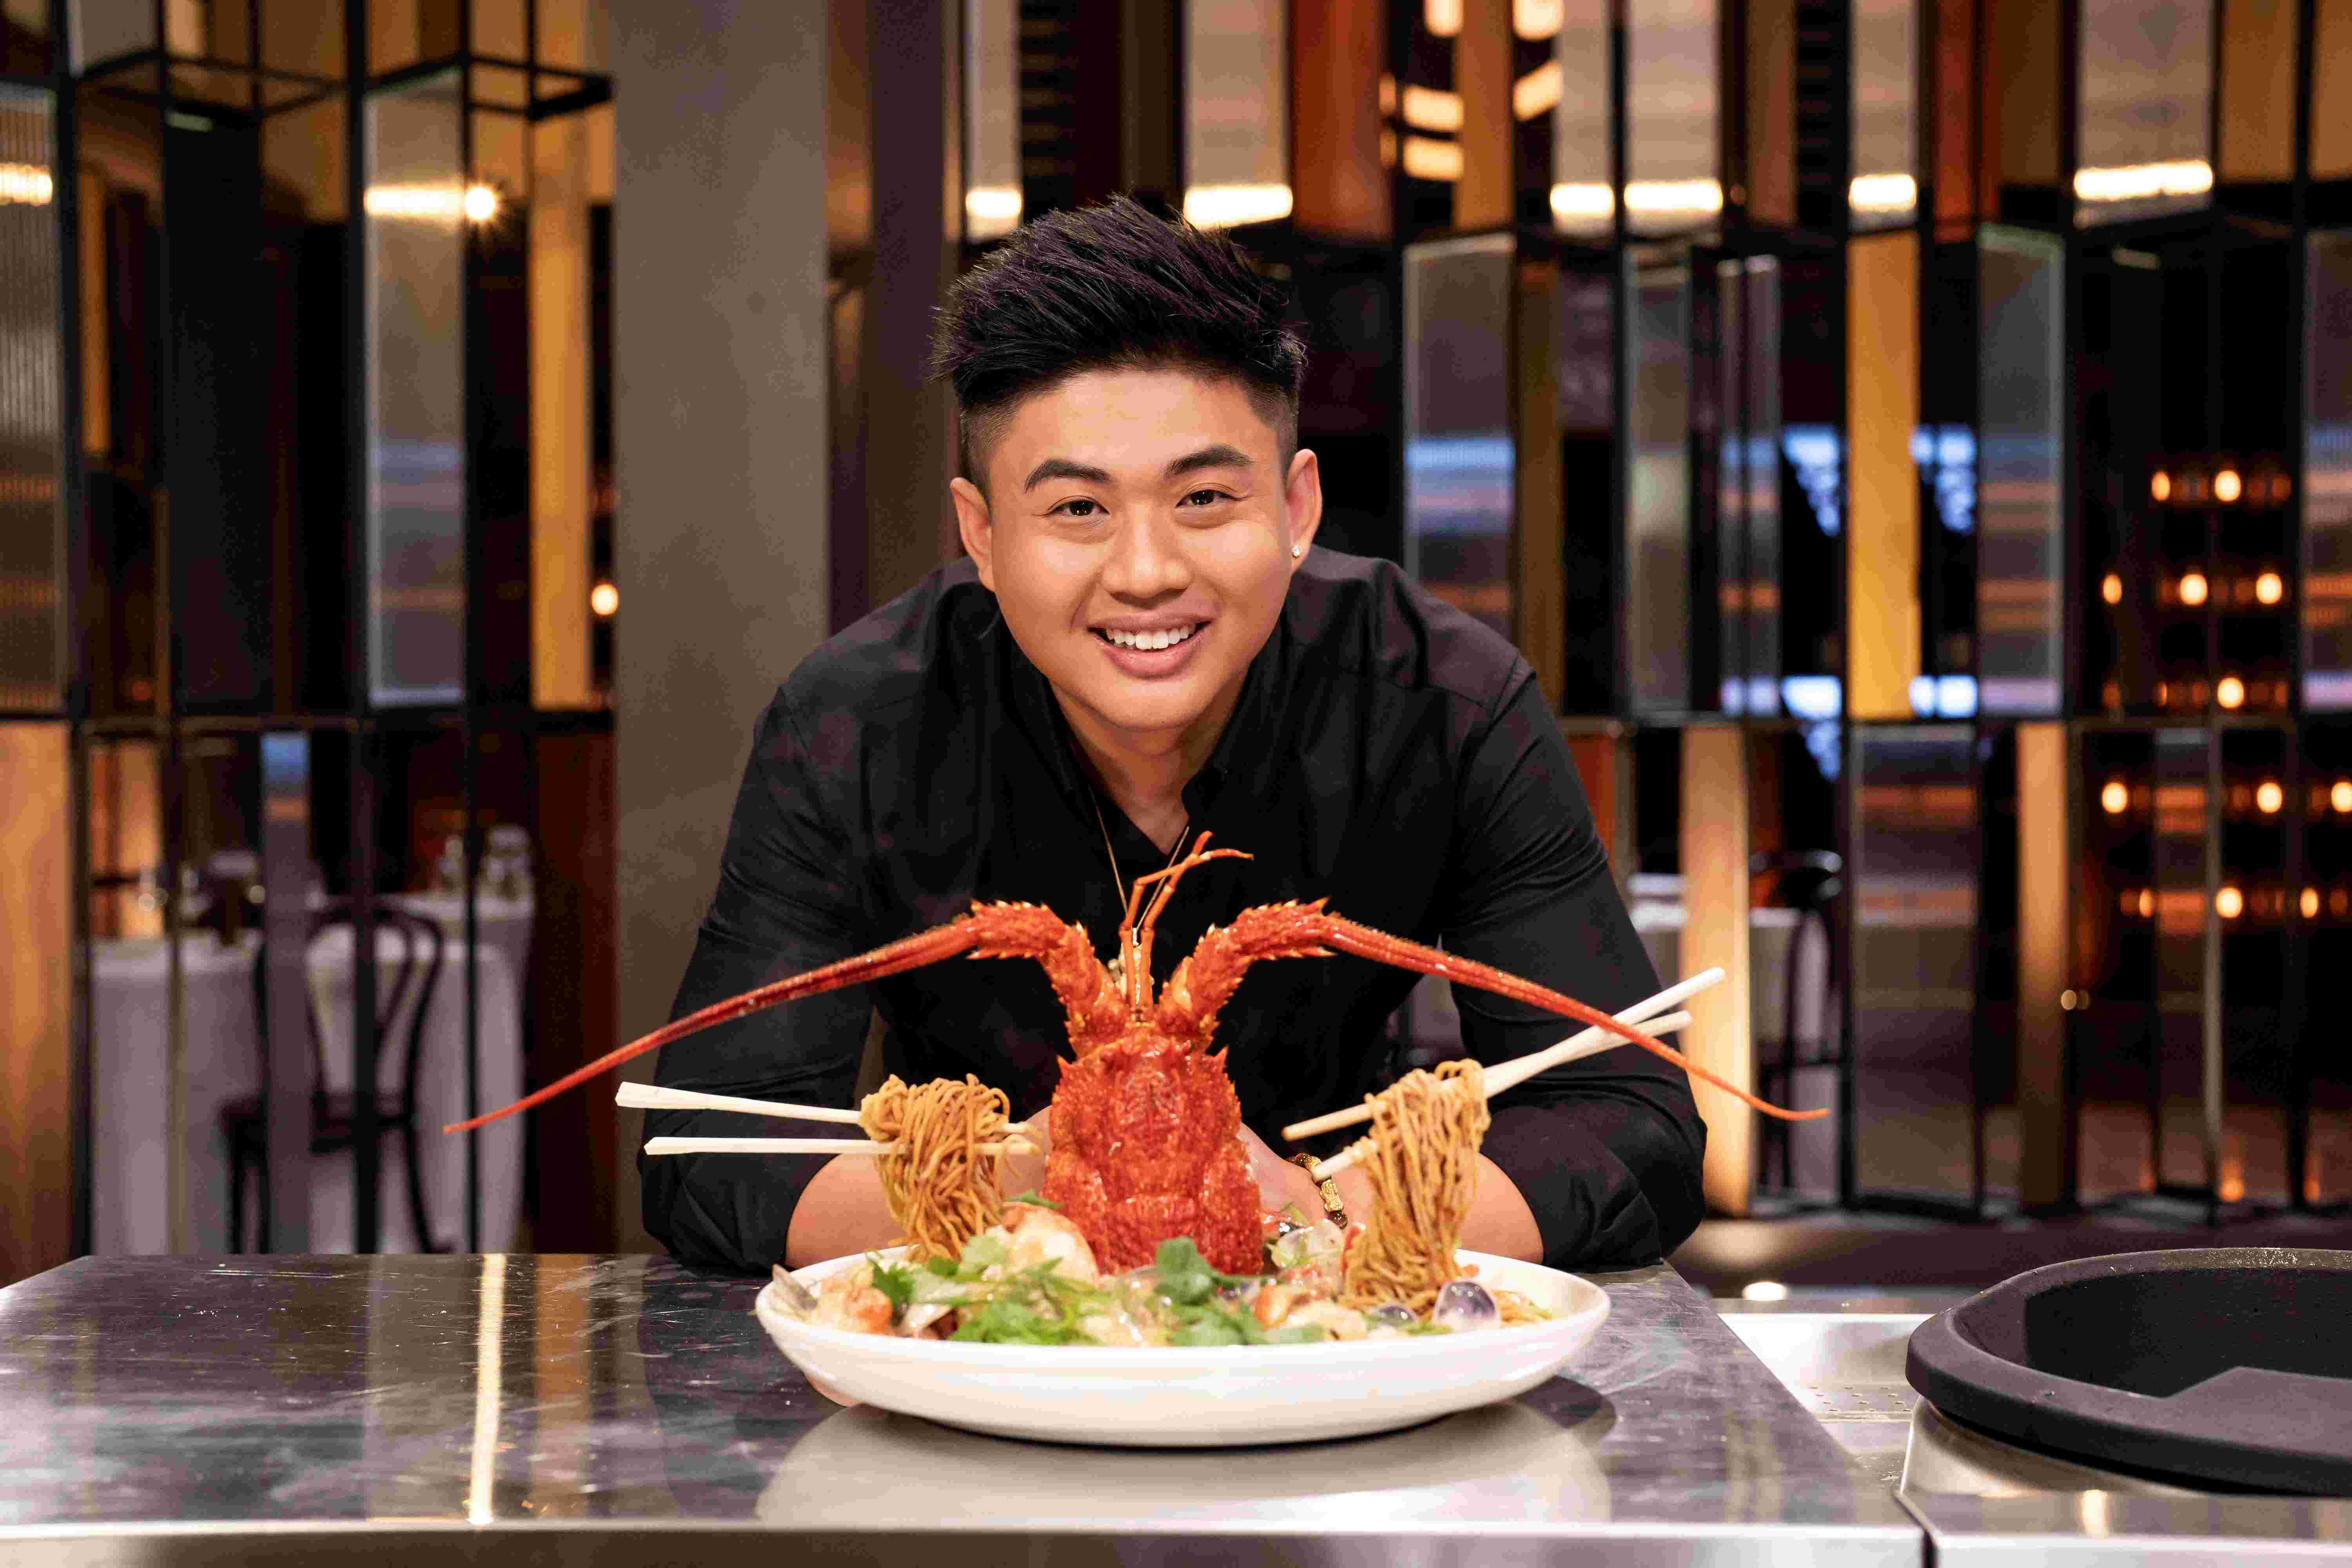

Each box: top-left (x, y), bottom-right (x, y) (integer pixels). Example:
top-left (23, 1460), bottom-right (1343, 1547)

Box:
top-left (642, 197), bottom-right (1702, 1273)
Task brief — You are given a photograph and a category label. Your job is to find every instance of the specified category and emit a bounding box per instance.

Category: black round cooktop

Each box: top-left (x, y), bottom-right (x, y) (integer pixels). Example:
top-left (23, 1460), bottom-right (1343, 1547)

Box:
top-left (1906, 1247), bottom-right (2352, 1495)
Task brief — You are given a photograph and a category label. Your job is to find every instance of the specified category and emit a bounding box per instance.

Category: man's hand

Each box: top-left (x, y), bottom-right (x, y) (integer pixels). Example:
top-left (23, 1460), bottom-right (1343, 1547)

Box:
top-left (995, 1105), bottom-right (1053, 1199)
top-left (1236, 1122), bottom-right (1371, 1225)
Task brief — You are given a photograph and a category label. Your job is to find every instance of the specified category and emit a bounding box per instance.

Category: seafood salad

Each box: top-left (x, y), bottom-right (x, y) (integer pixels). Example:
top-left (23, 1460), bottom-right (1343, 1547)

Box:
top-left (781, 1197), bottom-right (1548, 1346)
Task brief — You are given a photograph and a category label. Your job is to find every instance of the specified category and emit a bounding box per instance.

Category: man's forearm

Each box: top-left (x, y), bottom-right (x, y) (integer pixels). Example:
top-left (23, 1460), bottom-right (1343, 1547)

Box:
top-left (782, 1154), bottom-right (906, 1268)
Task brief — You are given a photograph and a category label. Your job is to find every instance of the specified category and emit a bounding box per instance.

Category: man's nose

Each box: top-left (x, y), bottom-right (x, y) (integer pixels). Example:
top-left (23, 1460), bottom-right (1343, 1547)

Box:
top-left (1101, 510), bottom-right (1192, 598)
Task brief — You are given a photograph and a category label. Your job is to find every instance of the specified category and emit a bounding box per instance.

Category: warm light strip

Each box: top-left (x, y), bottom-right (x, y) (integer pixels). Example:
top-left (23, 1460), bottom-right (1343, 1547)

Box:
top-left (1400, 83), bottom-right (1463, 132)
top-left (1514, 60), bottom-right (1563, 120)
top-left (964, 184), bottom-right (1022, 240)
top-left (1849, 172), bottom-right (1917, 212)
top-left (1548, 178), bottom-right (1725, 223)
top-left (1514, 0), bottom-right (1564, 38)
top-left (466, 1253), bottom-right (507, 1526)
top-left (1182, 183), bottom-right (1293, 228)
top-left (0, 162), bottom-right (53, 205)
top-left (365, 183), bottom-right (499, 222)
top-left (1424, 0), bottom-right (1463, 37)
top-left (1403, 136), bottom-right (1465, 181)
top-left (2073, 159), bottom-right (2213, 203)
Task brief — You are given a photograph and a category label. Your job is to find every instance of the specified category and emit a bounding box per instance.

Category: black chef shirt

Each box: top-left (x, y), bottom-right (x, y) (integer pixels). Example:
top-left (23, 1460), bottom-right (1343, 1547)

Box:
top-left (641, 548), bottom-right (1705, 1274)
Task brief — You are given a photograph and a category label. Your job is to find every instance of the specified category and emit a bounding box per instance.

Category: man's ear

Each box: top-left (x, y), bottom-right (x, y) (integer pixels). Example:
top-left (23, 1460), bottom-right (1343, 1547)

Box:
top-left (1284, 448), bottom-right (1324, 564)
top-left (951, 477), bottom-right (996, 591)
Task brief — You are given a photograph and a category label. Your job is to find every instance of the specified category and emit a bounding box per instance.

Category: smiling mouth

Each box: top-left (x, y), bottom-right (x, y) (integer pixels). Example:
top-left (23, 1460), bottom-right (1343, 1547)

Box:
top-left (1095, 623), bottom-right (1203, 652)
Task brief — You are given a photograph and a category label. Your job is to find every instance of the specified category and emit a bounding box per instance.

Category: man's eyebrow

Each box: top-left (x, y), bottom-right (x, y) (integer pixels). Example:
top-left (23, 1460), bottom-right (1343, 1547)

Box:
top-left (1022, 456), bottom-right (1113, 492)
top-left (1165, 444), bottom-right (1253, 479)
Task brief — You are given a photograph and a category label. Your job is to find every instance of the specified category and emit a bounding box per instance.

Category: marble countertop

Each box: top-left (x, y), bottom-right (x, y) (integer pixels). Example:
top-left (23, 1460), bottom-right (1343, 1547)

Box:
top-left (0, 1252), bottom-right (1916, 1566)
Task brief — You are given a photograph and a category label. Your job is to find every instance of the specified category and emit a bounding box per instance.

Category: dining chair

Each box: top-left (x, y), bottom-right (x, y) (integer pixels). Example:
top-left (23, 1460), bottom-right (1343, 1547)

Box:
top-left (222, 901), bottom-right (446, 1252)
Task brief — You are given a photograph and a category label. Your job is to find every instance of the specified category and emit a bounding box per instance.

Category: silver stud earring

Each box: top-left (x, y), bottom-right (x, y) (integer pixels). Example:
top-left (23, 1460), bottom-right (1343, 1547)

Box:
top-left (1290, 543), bottom-right (1303, 559)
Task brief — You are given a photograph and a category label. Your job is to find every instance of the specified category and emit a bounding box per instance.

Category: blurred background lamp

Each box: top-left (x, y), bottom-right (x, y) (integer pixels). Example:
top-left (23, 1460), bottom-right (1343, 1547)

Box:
top-left (2151, 468), bottom-right (2172, 502)
top-left (2256, 570), bottom-right (2284, 604)
top-left (2179, 571), bottom-right (2209, 606)
top-left (2334, 780), bottom-right (2352, 814)
top-left (1740, 1281), bottom-right (1789, 1302)
top-left (2100, 573), bottom-right (2122, 605)
top-left (2100, 779), bottom-right (2129, 815)
top-left (590, 581), bottom-right (619, 619)
top-left (2214, 467), bottom-right (2242, 503)
top-left (2216, 675), bottom-right (2245, 710)
top-left (2216, 886), bottom-right (2244, 920)
top-left (2306, 888), bottom-right (2324, 920)
top-left (2258, 780), bottom-right (2284, 815)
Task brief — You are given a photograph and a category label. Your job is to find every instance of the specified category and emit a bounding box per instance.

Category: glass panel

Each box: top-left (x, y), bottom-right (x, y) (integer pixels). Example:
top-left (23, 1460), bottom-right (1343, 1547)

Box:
top-left (2148, 727), bottom-right (2211, 1193)
top-left (1546, 0), bottom-right (1610, 237)
top-left (471, 0), bottom-right (524, 58)
top-left (368, 0), bottom-right (460, 76)
top-left (2075, 0), bottom-right (2214, 226)
top-left (1553, 265), bottom-right (1615, 711)
top-left (2307, 721), bottom-right (2352, 1203)
top-left (167, 104), bottom-right (272, 713)
top-left (1716, 256), bottom-right (1780, 715)
top-left (962, 0), bottom-right (1020, 241)
top-left (0, 0), bottom-right (49, 76)
top-left (261, 0), bottom-right (344, 79)
top-left (1626, 253), bottom-right (1691, 712)
top-left (1848, 723), bottom-right (1980, 1203)
top-left (0, 88), bottom-right (61, 713)
top-left (74, 0), bottom-right (156, 71)
top-left (365, 70), bottom-right (467, 706)
top-left (534, 0), bottom-right (600, 72)
top-left (1403, 235), bottom-right (1513, 639)
top-left (1183, 0), bottom-right (1288, 228)
top-left (472, 64), bottom-right (530, 109)
top-left (2077, 728), bottom-right (2157, 1202)
top-left (1976, 225), bottom-right (2063, 715)
top-left (78, 67), bottom-right (165, 719)
top-left (1850, 0), bottom-right (1918, 228)
top-left (2215, 725), bottom-right (2289, 1203)
top-left (2308, 230), bottom-right (2352, 711)
top-left (1624, 0), bottom-right (1717, 237)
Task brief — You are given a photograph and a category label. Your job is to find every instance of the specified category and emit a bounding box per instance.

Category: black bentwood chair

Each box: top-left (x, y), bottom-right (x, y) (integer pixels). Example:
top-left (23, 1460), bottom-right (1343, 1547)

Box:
top-left (1750, 850), bottom-right (1844, 1194)
top-left (222, 901), bottom-right (446, 1252)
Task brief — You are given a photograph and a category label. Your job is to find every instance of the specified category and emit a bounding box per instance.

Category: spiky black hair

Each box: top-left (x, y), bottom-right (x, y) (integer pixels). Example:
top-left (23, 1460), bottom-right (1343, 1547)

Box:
top-left (929, 196), bottom-right (1309, 484)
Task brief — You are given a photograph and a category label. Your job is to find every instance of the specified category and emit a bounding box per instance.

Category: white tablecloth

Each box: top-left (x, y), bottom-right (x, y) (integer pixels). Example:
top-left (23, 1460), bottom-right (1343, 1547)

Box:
top-left (91, 929), bottom-right (523, 1256)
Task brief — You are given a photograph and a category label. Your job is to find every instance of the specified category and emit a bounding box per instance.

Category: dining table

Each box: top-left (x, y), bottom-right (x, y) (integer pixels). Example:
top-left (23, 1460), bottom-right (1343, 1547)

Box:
top-left (89, 923), bottom-right (525, 1256)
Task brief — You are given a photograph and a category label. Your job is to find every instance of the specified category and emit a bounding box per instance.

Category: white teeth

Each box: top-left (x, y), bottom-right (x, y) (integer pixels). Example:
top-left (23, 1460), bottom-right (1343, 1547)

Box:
top-left (1102, 624), bottom-right (1199, 652)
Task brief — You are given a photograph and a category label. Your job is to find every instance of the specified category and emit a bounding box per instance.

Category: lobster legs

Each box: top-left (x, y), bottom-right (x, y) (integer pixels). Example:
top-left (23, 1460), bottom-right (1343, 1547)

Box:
top-left (442, 900), bottom-right (1118, 1134)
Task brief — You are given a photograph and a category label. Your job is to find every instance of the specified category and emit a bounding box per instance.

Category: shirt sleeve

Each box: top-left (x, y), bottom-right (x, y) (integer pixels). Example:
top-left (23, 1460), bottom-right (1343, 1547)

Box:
top-left (637, 693), bottom-right (879, 1274)
top-left (1439, 671), bottom-right (1707, 1271)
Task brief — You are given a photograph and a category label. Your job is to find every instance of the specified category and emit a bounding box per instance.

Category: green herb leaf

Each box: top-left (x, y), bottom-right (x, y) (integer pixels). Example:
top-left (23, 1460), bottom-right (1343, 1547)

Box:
top-left (1172, 1313), bottom-right (1245, 1346)
top-left (960, 1232), bottom-right (1009, 1271)
top-left (1006, 1190), bottom-right (1063, 1210)
top-left (924, 1255), bottom-right (960, 1278)
top-left (866, 1258), bottom-right (915, 1319)
top-left (1266, 1323), bottom-right (1328, 1344)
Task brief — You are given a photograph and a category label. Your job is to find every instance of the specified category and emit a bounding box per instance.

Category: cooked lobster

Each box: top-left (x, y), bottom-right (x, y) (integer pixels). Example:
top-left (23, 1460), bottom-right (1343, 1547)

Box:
top-left (447, 835), bottom-right (1820, 1272)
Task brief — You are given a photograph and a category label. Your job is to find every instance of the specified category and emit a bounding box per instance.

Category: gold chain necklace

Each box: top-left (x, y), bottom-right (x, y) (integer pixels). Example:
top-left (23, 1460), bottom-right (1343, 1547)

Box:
top-left (1086, 782), bottom-right (1188, 920)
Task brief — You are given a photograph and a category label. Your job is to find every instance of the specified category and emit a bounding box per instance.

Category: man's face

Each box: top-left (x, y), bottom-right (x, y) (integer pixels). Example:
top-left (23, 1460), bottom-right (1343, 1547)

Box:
top-left (952, 367), bottom-right (1321, 748)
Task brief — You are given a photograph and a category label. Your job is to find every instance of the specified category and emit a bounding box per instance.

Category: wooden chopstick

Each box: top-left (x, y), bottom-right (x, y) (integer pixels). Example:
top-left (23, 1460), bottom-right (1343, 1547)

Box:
top-left (617, 1080), bottom-right (1037, 1133)
top-left (1307, 1009), bottom-right (1696, 1182)
top-left (1280, 967), bottom-right (1726, 1142)
top-left (642, 1135), bottom-right (1028, 1157)
top-left (617, 1081), bottom-right (867, 1124)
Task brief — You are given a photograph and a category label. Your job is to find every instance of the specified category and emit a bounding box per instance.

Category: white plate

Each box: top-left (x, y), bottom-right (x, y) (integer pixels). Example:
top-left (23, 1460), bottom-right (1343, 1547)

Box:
top-left (753, 1248), bottom-right (1611, 1447)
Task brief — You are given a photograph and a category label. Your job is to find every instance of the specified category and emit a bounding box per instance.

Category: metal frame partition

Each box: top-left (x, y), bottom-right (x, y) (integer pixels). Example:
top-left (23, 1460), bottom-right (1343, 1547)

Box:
top-left (0, 0), bottom-right (618, 1278)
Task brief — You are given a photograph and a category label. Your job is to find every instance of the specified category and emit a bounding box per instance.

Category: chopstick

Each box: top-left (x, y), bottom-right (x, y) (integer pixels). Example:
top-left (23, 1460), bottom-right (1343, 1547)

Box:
top-left (1307, 1009), bottom-right (1696, 1182)
top-left (642, 1135), bottom-right (1028, 1157)
top-left (1279, 967), bottom-right (1726, 1142)
top-left (617, 1081), bottom-right (867, 1124)
top-left (617, 1080), bottom-right (1038, 1132)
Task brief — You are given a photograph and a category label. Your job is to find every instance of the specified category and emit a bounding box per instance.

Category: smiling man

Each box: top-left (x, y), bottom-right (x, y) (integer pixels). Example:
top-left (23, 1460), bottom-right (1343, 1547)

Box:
top-left (640, 198), bottom-right (1703, 1274)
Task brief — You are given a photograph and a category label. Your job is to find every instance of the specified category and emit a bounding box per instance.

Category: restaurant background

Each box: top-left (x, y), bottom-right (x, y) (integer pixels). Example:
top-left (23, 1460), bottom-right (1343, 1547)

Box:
top-left (0, 0), bottom-right (2343, 1289)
